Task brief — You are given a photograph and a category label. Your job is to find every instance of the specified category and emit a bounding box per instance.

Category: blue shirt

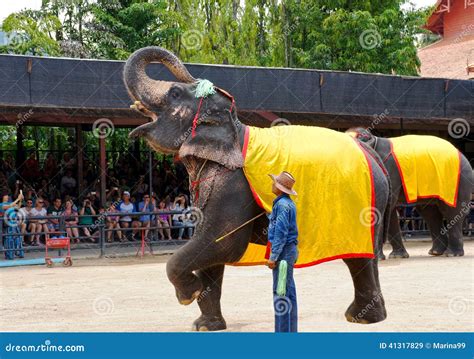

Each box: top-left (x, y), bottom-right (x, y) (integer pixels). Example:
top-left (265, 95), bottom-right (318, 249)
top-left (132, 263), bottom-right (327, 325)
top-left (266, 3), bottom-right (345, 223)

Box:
top-left (138, 201), bottom-right (154, 222)
top-left (0, 202), bottom-right (18, 227)
top-left (267, 194), bottom-right (298, 262)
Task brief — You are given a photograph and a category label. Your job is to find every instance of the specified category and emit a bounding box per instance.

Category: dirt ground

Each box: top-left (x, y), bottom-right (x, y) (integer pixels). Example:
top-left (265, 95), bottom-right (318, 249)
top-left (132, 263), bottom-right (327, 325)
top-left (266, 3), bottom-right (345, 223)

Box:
top-left (1, 241), bottom-right (472, 332)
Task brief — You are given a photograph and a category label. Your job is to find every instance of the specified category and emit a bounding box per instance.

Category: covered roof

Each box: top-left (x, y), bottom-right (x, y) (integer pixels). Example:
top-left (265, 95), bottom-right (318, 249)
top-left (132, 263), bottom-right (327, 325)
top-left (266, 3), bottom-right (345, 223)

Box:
top-left (418, 35), bottom-right (474, 79)
top-left (0, 54), bottom-right (473, 128)
top-left (425, 0), bottom-right (449, 35)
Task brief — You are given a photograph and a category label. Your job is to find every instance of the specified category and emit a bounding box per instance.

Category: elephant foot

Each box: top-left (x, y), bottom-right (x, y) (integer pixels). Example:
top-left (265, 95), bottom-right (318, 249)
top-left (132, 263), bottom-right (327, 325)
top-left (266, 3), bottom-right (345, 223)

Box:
top-left (444, 248), bottom-right (464, 257)
top-left (175, 280), bottom-right (203, 306)
top-left (192, 314), bottom-right (227, 332)
top-left (388, 249), bottom-right (409, 259)
top-left (428, 248), bottom-right (445, 256)
top-left (177, 289), bottom-right (202, 305)
top-left (345, 298), bottom-right (387, 324)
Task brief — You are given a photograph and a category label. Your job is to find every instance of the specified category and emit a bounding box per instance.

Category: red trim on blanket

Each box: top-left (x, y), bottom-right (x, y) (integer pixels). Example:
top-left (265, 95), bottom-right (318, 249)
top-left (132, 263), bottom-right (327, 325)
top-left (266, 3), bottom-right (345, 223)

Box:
top-left (353, 138), bottom-right (376, 250)
top-left (230, 252), bottom-right (375, 267)
top-left (294, 253), bottom-right (375, 268)
top-left (389, 140), bottom-right (459, 208)
top-left (242, 126), bottom-right (265, 209)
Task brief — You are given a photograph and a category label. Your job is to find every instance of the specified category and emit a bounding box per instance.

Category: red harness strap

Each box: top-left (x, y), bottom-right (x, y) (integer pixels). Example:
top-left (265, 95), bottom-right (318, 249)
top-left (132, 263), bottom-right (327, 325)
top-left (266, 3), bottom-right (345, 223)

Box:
top-left (191, 167), bottom-right (230, 203)
top-left (191, 97), bottom-right (204, 139)
top-left (191, 86), bottom-right (235, 139)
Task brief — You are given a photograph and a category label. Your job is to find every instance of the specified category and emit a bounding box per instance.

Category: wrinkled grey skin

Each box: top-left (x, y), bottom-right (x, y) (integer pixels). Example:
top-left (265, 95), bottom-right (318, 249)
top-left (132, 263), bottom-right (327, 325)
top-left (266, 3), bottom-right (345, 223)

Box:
top-left (348, 127), bottom-right (472, 258)
top-left (124, 47), bottom-right (391, 331)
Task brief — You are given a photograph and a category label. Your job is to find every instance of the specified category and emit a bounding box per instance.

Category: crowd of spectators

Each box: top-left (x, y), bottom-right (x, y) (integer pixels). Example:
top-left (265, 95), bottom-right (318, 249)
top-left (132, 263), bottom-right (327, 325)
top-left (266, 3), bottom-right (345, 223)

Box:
top-left (0, 151), bottom-right (196, 253)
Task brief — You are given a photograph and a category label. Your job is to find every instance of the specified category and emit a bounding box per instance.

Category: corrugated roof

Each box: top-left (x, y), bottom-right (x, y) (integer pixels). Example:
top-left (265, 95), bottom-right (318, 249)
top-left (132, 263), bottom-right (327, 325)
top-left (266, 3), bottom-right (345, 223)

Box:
top-left (418, 35), bottom-right (474, 79)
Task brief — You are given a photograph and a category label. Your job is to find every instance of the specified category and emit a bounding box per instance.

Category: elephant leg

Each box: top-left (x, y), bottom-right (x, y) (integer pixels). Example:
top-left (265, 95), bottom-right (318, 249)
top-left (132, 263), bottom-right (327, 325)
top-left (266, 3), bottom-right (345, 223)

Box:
top-left (192, 264), bottom-right (227, 331)
top-left (387, 209), bottom-right (409, 259)
top-left (417, 205), bottom-right (448, 256)
top-left (439, 206), bottom-right (465, 257)
top-left (343, 258), bottom-right (386, 324)
top-left (166, 241), bottom-right (209, 305)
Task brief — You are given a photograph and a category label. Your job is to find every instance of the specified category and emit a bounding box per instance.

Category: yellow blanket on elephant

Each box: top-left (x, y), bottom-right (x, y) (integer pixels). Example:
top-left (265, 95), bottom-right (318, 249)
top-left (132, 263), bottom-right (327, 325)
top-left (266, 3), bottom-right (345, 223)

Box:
top-left (390, 135), bottom-right (461, 207)
top-left (231, 125), bottom-right (376, 268)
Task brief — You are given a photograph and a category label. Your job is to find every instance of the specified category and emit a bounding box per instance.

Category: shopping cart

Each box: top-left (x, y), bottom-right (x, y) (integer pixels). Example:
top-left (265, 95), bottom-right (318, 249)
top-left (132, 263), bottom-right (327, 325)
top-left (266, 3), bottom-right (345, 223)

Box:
top-left (45, 233), bottom-right (72, 267)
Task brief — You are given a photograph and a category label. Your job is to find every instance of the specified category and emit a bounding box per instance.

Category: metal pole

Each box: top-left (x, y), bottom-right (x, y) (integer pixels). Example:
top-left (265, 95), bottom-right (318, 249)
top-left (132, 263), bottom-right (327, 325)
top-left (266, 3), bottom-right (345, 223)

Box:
top-left (99, 130), bottom-right (107, 208)
top-left (76, 124), bottom-right (84, 196)
top-left (99, 222), bottom-right (105, 258)
top-left (148, 149), bottom-right (153, 198)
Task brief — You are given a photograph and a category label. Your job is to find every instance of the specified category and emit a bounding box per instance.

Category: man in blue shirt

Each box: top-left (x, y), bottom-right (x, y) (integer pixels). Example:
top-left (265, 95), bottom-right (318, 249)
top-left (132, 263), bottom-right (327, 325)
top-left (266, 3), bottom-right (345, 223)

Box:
top-left (267, 171), bottom-right (299, 332)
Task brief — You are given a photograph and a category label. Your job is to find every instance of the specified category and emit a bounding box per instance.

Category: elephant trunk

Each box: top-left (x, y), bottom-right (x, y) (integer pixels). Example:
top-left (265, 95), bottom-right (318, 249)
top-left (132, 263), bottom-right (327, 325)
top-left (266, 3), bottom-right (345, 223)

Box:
top-left (123, 46), bottom-right (195, 106)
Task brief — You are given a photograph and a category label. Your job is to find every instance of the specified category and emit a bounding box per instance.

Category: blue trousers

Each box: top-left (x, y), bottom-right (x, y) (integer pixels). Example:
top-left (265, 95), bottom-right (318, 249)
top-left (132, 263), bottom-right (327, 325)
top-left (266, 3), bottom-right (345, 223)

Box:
top-left (4, 226), bottom-right (24, 260)
top-left (272, 244), bottom-right (298, 332)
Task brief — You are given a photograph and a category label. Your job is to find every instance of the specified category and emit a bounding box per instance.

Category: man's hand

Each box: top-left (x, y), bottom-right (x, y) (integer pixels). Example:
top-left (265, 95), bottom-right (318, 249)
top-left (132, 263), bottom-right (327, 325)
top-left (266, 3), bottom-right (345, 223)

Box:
top-left (267, 260), bottom-right (277, 269)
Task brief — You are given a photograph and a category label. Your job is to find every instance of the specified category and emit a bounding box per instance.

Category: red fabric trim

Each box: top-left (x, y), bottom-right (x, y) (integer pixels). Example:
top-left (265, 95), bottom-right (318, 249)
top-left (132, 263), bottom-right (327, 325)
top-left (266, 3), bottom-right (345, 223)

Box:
top-left (241, 126), bottom-right (265, 209)
top-left (191, 97), bottom-right (204, 138)
top-left (389, 140), bottom-right (459, 208)
top-left (354, 138), bottom-right (376, 250)
top-left (294, 253), bottom-right (375, 268)
top-left (231, 253), bottom-right (375, 267)
top-left (264, 242), bottom-right (271, 260)
top-left (452, 151), bottom-right (462, 208)
top-left (242, 126), bottom-right (249, 158)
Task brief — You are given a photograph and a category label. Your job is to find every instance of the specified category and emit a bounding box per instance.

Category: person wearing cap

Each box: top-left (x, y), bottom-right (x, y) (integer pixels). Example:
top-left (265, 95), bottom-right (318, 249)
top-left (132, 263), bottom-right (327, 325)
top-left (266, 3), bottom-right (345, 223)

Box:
top-left (267, 171), bottom-right (299, 332)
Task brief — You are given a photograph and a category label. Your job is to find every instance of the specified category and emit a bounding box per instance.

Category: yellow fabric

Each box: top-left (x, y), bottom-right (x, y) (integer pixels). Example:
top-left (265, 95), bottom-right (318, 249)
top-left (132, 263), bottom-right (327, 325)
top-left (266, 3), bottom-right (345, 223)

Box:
top-left (232, 125), bottom-right (375, 268)
top-left (390, 135), bottom-right (460, 207)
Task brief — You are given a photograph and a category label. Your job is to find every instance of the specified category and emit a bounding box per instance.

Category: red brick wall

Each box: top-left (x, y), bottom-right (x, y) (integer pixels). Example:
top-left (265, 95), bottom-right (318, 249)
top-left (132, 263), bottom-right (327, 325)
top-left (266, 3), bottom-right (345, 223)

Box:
top-left (443, 0), bottom-right (474, 40)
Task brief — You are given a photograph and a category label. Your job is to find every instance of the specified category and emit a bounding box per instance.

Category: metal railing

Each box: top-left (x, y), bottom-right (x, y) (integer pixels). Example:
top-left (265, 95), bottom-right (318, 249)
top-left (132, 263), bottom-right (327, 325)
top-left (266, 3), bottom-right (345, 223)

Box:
top-left (0, 210), bottom-right (195, 258)
top-left (1, 206), bottom-right (472, 260)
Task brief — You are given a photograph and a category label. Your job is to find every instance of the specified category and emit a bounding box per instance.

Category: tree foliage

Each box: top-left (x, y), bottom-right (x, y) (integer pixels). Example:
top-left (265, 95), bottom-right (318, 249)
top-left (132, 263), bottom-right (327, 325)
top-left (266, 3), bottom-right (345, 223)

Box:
top-left (1, 0), bottom-right (430, 75)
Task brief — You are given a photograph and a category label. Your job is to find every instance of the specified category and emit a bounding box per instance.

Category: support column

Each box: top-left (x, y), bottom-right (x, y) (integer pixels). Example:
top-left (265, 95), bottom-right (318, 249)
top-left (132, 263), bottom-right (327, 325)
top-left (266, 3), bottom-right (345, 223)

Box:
top-left (99, 130), bottom-right (107, 208)
top-left (148, 149), bottom-right (153, 197)
top-left (76, 124), bottom-right (84, 196)
top-left (16, 125), bottom-right (25, 169)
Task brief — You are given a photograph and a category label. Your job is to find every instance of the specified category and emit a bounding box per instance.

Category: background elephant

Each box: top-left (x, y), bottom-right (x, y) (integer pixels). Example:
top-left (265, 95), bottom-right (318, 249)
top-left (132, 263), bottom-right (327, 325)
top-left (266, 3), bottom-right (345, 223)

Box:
top-left (348, 127), bottom-right (472, 259)
top-left (124, 46), bottom-right (390, 331)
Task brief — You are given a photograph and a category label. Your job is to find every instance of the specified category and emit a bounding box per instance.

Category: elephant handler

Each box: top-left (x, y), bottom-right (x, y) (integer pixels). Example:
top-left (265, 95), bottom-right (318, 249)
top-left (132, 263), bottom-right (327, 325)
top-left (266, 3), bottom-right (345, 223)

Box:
top-left (266, 171), bottom-right (299, 333)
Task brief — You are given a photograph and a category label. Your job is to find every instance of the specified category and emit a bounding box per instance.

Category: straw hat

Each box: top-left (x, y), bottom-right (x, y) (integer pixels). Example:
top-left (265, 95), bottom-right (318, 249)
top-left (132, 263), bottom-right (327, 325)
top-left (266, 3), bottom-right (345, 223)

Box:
top-left (269, 171), bottom-right (297, 195)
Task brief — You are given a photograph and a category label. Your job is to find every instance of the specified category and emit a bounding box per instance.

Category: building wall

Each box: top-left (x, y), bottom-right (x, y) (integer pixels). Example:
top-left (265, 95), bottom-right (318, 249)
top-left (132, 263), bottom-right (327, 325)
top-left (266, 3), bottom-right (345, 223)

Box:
top-left (443, 1), bottom-right (474, 40)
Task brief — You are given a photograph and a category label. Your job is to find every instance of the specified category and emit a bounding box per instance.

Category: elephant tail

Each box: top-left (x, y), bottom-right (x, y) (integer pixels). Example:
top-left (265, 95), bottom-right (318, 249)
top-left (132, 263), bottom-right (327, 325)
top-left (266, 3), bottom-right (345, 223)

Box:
top-left (359, 142), bottom-right (392, 249)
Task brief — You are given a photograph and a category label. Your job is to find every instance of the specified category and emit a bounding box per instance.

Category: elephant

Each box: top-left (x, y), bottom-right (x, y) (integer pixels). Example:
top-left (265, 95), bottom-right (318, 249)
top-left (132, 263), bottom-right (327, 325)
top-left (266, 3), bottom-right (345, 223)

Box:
top-left (123, 46), bottom-right (391, 331)
top-left (347, 127), bottom-right (472, 259)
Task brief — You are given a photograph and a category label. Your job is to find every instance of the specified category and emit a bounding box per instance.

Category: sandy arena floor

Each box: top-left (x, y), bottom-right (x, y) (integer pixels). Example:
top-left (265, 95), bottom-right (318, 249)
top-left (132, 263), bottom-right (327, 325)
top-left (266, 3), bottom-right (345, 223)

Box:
top-left (1, 241), bottom-right (472, 332)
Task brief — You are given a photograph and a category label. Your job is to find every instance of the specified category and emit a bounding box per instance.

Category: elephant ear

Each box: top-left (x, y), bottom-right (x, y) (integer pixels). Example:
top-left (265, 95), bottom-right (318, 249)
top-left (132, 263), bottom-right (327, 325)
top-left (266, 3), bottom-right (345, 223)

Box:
top-left (178, 112), bottom-right (243, 170)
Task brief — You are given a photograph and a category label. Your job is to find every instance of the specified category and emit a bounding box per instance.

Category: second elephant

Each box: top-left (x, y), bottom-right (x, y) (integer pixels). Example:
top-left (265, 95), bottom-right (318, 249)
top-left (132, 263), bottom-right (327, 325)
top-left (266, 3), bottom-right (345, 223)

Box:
top-left (348, 128), bottom-right (472, 258)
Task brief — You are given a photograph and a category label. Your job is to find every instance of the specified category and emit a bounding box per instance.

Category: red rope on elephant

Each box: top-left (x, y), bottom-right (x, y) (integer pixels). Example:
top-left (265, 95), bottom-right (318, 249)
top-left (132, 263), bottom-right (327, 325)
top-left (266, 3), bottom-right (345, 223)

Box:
top-left (191, 97), bottom-right (204, 138)
top-left (191, 168), bottom-right (230, 203)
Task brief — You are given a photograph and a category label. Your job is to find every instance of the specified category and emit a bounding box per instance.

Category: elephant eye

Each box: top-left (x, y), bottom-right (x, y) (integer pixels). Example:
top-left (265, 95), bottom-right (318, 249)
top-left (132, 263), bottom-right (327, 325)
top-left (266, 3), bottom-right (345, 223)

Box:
top-left (169, 87), bottom-right (182, 100)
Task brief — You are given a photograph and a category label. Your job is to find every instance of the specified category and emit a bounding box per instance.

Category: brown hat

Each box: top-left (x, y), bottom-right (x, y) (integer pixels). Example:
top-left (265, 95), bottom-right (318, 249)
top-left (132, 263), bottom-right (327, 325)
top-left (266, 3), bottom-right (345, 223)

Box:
top-left (269, 171), bottom-right (297, 196)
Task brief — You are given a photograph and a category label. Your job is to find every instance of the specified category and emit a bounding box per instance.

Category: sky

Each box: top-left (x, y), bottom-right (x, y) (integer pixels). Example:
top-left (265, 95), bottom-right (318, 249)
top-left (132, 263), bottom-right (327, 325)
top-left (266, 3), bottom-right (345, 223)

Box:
top-left (0, 0), bottom-right (438, 22)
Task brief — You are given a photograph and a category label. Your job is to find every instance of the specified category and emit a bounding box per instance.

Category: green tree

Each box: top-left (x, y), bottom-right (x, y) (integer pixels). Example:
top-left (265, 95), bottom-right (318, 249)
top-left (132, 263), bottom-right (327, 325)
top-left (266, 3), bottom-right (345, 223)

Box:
top-left (86, 0), bottom-right (181, 60)
top-left (0, 9), bottom-right (61, 56)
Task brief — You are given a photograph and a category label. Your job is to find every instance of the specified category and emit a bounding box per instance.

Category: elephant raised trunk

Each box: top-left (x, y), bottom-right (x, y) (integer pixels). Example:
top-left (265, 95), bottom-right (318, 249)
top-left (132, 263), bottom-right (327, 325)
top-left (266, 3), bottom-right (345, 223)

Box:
top-left (123, 46), bottom-right (195, 107)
